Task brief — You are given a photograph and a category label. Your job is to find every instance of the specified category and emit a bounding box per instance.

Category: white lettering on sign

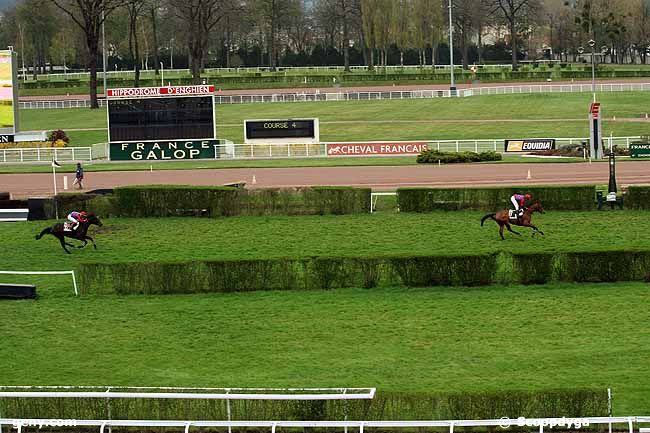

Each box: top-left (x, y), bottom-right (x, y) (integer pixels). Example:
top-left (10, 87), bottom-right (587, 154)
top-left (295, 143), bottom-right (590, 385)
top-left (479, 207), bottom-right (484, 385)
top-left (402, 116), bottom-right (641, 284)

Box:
top-left (327, 142), bottom-right (428, 156)
top-left (107, 85), bottom-right (215, 98)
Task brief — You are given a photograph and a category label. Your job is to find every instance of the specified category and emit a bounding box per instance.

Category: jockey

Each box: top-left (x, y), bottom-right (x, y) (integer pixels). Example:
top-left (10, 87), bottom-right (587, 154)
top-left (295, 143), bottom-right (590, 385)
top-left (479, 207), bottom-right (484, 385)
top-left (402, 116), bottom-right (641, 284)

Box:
top-left (67, 210), bottom-right (88, 231)
top-left (510, 193), bottom-right (532, 217)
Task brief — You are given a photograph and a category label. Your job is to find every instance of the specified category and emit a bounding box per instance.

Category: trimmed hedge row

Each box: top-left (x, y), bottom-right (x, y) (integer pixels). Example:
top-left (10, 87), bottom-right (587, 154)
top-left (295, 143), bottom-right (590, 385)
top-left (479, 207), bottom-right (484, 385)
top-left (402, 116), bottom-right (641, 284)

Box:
top-left (398, 186), bottom-right (596, 212)
top-left (625, 186), bottom-right (650, 209)
top-left (78, 250), bottom-right (650, 295)
top-left (45, 186), bottom-right (371, 218)
top-left (0, 389), bottom-right (606, 420)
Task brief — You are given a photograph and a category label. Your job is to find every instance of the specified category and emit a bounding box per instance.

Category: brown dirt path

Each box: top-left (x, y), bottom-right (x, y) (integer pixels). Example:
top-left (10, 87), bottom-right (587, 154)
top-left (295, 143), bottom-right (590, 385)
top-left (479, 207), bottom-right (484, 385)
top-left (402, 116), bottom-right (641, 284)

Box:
top-left (2, 161), bottom-right (649, 198)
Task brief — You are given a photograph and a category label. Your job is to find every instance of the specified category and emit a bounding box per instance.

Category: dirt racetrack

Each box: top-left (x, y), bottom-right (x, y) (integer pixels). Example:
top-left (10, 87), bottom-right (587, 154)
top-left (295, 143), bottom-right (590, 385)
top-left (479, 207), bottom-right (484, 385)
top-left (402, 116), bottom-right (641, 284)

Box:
top-left (2, 161), bottom-right (650, 198)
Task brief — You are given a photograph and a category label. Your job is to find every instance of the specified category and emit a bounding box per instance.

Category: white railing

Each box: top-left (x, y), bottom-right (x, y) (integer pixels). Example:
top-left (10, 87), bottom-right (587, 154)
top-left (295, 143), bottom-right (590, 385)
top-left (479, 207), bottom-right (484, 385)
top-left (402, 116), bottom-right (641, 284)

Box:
top-left (0, 388), bottom-right (376, 400)
top-left (20, 82), bottom-right (650, 110)
top-left (0, 416), bottom-right (648, 433)
top-left (0, 270), bottom-right (78, 296)
top-left (464, 82), bottom-right (650, 96)
top-left (0, 147), bottom-right (92, 163)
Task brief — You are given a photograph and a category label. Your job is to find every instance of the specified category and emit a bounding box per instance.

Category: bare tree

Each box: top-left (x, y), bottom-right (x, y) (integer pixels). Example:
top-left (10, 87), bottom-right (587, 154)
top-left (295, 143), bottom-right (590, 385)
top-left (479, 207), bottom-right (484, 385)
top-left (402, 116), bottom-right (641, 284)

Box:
top-left (52, 0), bottom-right (125, 108)
top-left (168, 0), bottom-right (230, 82)
top-left (453, 0), bottom-right (475, 69)
top-left (490, 0), bottom-right (541, 69)
top-left (360, 0), bottom-right (379, 69)
top-left (125, 0), bottom-right (146, 87)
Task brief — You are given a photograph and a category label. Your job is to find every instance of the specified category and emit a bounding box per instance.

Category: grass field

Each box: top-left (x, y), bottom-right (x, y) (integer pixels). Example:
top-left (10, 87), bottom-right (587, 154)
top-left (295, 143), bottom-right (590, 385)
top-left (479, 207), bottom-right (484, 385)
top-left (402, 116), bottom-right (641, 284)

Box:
top-left (1, 283), bottom-right (649, 414)
top-left (4, 210), bottom-right (650, 279)
top-left (17, 92), bottom-right (650, 146)
top-left (2, 212), bottom-right (650, 413)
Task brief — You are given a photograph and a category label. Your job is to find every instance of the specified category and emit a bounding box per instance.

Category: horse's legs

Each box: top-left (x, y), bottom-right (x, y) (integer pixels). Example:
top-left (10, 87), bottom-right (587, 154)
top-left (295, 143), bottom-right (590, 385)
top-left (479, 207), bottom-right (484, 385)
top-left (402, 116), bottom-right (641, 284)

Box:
top-left (523, 222), bottom-right (545, 236)
top-left (506, 223), bottom-right (521, 236)
top-left (499, 223), bottom-right (505, 240)
top-left (85, 236), bottom-right (97, 250)
top-left (58, 236), bottom-right (71, 254)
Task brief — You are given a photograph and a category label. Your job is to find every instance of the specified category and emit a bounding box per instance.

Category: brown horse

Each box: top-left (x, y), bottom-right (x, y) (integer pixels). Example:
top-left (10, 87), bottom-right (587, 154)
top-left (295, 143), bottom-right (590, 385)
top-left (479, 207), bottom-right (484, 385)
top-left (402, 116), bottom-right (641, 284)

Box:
top-left (35, 213), bottom-right (103, 254)
top-left (481, 200), bottom-right (545, 240)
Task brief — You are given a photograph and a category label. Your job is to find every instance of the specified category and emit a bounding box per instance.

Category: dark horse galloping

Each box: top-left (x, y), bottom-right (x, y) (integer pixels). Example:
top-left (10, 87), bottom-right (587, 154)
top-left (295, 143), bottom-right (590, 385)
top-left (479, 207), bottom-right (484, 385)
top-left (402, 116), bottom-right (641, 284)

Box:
top-left (480, 200), bottom-right (545, 240)
top-left (35, 214), bottom-right (103, 254)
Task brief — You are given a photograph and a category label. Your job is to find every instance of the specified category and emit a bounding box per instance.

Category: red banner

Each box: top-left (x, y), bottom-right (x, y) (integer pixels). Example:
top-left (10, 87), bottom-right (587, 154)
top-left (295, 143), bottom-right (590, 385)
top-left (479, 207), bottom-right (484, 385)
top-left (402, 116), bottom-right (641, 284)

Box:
top-left (589, 102), bottom-right (601, 118)
top-left (327, 142), bottom-right (428, 156)
top-left (107, 85), bottom-right (215, 98)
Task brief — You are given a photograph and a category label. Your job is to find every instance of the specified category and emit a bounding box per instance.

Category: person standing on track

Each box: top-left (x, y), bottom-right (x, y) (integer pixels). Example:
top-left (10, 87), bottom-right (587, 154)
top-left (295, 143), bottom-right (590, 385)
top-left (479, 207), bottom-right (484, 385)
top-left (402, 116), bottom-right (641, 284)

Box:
top-left (73, 162), bottom-right (84, 189)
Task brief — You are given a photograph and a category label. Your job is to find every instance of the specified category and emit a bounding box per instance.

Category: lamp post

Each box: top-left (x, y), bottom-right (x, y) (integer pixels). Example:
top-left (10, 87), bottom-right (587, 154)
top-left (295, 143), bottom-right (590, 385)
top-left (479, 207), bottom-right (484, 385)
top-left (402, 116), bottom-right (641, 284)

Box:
top-left (160, 62), bottom-right (164, 87)
top-left (589, 39), bottom-right (596, 102)
top-left (102, 10), bottom-right (107, 98)
top-left (448, 0), bottom-right (455, 94)
top-left (170, 37), bottom-right (174, 70)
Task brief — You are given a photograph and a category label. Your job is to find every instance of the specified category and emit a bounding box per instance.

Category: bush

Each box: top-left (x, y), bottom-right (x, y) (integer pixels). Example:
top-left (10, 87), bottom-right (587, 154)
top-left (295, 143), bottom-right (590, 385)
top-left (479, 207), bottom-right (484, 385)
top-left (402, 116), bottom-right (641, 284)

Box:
top-left (626, 186), bottom-right (650, 209)
top-left (417, 149), bottom-right (502, 164)
top-left (110, 185), bottom-right (370, 217)
top-left (398, 186), bottom-right (596, 212)
top-left (48, 129), bottom-right (70, 145)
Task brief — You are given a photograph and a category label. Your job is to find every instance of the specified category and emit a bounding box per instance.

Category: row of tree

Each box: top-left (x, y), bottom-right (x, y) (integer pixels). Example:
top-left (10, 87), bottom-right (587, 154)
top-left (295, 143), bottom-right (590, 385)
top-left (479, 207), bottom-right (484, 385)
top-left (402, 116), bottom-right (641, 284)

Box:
top-left (0, 0), bottom-right (649, 107)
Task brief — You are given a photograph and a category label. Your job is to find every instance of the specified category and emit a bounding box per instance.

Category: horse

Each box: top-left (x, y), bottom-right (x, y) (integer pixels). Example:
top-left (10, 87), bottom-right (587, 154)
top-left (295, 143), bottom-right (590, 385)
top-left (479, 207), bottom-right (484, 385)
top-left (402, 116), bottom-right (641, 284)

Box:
top-left (35, 213), bottom-right (103, 254)
top-left (480, 200), bottom-right (545, 240)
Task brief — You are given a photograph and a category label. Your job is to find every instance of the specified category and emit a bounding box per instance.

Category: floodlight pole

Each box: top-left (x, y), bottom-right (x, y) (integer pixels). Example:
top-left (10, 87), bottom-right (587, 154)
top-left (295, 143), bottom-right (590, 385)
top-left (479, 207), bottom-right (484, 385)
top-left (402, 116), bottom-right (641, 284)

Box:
top-left (590, 44), bottom-right (596, 102)
top-left (160, 62), bottom-right (164, 87)
top-left (448, 0), bottom-right (455, 94)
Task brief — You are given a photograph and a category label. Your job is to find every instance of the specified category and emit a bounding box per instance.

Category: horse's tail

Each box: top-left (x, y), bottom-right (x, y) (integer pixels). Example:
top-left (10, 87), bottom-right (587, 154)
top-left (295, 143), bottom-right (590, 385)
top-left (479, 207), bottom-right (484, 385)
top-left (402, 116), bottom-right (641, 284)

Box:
top-left (35, 227), bottom-right (51, 240)
top-left (481, 213), bottom-right (496, 226)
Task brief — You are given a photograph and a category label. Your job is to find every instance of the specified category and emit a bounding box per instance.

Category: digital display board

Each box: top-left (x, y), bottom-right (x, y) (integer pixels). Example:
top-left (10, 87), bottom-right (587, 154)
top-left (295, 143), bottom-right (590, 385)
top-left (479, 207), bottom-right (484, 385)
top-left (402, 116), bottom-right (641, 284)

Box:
top-left (0, 50), bottom-right (17, 136)
top-left (108, 96), bottom-right (215, 142)
top-left (245, 119), bottom-right (316, 140)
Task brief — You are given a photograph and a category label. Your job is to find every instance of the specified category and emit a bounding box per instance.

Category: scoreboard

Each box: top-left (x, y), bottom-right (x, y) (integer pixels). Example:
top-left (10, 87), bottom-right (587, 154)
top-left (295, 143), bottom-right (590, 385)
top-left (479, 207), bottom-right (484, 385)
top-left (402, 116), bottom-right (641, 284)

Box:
top-left (106, 85), bottom-right (216, 143)
top-left (244, 118), bottom-right (319, 144)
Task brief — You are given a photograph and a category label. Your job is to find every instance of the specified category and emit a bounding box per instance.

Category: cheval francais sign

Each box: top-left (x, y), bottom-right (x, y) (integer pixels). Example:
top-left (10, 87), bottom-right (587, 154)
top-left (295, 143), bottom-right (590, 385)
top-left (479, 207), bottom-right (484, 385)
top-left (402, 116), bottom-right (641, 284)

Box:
top-left (327, 142), bottom-right (428, 156)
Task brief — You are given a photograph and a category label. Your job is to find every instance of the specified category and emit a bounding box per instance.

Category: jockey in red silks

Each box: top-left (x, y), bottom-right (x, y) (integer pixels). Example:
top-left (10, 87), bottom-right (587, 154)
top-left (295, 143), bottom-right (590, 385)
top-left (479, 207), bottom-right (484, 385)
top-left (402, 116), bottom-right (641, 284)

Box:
top-left (510, 193), bottom-right (532, 218)
top-left (67, 211), bottom-right (88, 231)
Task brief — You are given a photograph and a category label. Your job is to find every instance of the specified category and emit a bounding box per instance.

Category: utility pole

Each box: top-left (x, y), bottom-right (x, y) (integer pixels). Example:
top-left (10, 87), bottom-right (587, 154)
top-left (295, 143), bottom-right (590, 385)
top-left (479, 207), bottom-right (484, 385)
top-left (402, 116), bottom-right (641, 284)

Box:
top-left (102, 10), bottom-right (108, 99)
top-left (448, 0), bottom-right (455, 94)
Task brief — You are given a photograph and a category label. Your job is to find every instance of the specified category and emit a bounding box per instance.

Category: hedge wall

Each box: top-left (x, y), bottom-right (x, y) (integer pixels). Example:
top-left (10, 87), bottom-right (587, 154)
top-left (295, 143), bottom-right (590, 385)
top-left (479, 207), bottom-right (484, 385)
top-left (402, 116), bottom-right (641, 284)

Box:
top-left (44, 186), bottom-right (371, 219)
top-left (398, 186), bottom-right (596, 212)
top-left (625, 186), bottom-right (650, 209)
top-left (78, 250), bottom-right (650, 295)
top-left (0, 389), bottom-right (606, 421)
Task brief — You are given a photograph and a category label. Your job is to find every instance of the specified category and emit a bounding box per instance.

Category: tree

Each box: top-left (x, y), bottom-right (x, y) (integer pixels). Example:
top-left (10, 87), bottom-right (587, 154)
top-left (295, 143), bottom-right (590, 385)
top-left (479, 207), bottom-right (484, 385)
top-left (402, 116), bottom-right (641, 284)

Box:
top-left (168, 0), bottom-right (231, 82)
top-left (124, 0), bottom-right (146, 86)
top-left (490, 0), bottom-right (541, 70)
top-left (53, 0), bottom-right (125, 108)
top-left (412, 0), bottom-right (443, 67)
top-left (452, 0), bottom-right (476, 69)
top-left (150, 2), bottom-right (160, 75)
top-left (17, 0), bottom-right (57, 76)
top-left (360, 0), bottom-right (379, 68)
top-left (390, 0), bottom-right (413, 66)
top-left (253, 0), bottom-right (300, 71)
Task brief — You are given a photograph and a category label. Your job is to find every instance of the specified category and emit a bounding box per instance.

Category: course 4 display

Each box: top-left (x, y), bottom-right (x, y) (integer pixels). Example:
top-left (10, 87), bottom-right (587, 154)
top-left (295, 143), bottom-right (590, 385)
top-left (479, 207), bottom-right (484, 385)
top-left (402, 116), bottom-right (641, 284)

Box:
top-left (504, 139), bottom-right (555, 152)
top-left (244, 119), bottom-right (319, 144)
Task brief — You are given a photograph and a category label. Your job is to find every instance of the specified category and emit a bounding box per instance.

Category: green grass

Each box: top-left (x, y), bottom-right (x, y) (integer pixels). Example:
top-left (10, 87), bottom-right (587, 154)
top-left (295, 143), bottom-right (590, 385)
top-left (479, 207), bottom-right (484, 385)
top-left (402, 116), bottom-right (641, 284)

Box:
top-left (18, 93), bottom-right (650, 147)
top-left (0, 283), bottom-right (649, 414)
top-left (6, 211), bottom-right (650, 273)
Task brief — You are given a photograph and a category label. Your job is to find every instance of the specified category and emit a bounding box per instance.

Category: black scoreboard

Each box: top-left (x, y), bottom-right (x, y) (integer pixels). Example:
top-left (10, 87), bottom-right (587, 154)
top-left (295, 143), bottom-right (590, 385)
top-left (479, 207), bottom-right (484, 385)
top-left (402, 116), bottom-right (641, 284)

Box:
top-left (245, 119), bottom-right (316, 141)
top-left (108, 96), bottom-right (215, 142)
top-left (106, 86), bottom-right (216, 143)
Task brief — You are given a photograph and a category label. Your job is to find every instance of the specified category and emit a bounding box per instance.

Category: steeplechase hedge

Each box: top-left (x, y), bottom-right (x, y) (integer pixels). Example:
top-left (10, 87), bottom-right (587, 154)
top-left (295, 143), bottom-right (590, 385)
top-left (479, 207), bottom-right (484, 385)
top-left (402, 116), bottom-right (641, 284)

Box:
top-left (0, 388), bottom-right (606, 421)
top-left (77, 250), bottom-right (650, 296)
top-left (625, 186), bottom-right (650, 209)
top-left (397, 186), bottom-right (597, 212)
top-left (44, 186), bottom-right (371, 218)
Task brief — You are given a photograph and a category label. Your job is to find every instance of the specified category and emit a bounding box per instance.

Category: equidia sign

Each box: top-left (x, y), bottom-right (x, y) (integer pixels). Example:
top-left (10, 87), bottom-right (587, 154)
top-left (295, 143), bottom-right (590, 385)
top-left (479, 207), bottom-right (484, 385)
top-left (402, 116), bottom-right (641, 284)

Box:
top-left (327, 142), bottom-right (428, 156)
top-left (504, 139), bottom-right (555, 152)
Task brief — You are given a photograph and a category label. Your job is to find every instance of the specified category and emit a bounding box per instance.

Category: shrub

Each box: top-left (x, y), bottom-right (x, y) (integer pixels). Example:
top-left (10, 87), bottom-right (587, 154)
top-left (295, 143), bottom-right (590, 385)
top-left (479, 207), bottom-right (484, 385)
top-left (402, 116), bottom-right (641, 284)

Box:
top-left (417, 149), bottom-right (502, 164)
top-left (48, 129), bottom-right (70, 145)
top-left (398, 186), bottom-right (596, 212)
top-left (626, 186), bottom-right (650, 209)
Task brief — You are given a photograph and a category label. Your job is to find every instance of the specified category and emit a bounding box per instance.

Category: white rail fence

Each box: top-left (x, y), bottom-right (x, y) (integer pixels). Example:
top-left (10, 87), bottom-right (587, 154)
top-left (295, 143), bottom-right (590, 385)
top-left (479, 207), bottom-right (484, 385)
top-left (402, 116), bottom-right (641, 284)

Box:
top-left (1, 416), bottom-right (649, 433)
top-left (0, 147), bottom-right (92, 163)
top-left (0, 136), bottom-right (640, 164)
top-left (19, 82), bottom-right (650, 110)
top-left (0, 271), bottom-right (78, 296)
